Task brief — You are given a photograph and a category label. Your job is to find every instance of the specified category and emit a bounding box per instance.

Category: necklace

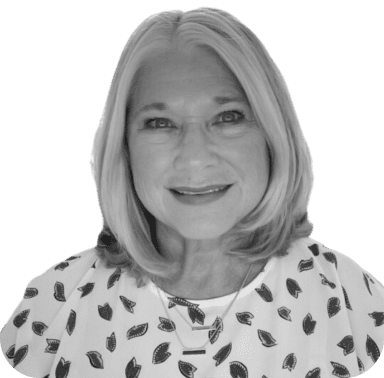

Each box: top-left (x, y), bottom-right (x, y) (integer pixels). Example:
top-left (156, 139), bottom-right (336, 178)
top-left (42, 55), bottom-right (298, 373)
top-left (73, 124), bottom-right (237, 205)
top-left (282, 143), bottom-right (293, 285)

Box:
top-left (155, 264), bottom-right (253, 355)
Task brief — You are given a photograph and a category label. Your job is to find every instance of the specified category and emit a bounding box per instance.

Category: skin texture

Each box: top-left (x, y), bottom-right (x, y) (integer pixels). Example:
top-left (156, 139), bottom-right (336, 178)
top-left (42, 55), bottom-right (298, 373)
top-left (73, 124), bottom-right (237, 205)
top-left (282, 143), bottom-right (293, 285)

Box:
top-left (128, 47), bottom-right (270, 299)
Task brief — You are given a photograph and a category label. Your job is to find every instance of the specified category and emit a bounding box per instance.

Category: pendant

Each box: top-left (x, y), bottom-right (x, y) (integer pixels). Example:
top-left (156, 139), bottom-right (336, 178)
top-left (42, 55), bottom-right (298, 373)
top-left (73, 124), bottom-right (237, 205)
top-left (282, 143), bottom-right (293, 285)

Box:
top-left (192, 325), bottom-right (216, 331)
top-left (183, 348), bottom-right (206, 355)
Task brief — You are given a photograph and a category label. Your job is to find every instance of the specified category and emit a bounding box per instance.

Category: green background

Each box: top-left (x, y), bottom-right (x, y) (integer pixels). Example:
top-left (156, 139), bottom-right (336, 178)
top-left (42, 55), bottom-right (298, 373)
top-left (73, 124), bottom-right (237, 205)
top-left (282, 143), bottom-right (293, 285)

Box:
top-left (0, 0), bottom-right (384, 378)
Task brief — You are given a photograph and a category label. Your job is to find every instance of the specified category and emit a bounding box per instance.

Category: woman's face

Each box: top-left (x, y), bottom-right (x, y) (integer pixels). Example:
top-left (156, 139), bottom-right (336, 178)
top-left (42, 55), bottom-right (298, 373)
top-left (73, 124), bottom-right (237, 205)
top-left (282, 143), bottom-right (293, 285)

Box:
top-left (128, 47), bottom-right (270, 242)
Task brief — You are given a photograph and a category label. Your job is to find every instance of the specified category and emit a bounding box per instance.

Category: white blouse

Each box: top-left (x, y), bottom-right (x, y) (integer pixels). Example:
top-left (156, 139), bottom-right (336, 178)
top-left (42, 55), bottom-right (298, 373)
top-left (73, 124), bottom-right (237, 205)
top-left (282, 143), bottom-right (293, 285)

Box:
top-left (1, 237), bottom-right (383, 377)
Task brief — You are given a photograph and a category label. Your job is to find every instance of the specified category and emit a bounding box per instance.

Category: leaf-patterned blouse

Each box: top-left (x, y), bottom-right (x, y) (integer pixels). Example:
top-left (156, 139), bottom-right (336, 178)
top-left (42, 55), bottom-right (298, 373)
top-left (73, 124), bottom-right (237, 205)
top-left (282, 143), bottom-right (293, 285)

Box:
top-left (1, 237), bottom-right (384, 378)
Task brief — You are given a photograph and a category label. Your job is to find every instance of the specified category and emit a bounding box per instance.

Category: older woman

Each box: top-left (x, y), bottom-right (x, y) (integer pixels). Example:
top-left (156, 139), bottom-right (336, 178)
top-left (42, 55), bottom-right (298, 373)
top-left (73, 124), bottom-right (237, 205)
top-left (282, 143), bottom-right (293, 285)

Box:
top-left (1, 7), bottom-right (383, 378)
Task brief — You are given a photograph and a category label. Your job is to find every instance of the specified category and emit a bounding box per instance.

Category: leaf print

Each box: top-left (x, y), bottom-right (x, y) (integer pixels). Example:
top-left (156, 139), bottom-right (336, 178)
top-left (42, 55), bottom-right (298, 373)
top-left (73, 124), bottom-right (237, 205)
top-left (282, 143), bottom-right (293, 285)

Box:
top-left (125, 357), bottom-right (142, 378)
top-left (208, 318), bottom-right (222, 344)
top-left (236, 312), bottom-right (254, 325)
top-left (342, 287), bottom-right (353, 310)
top-left (91, 261), bottom-right (96, 268)
top-left (369, 311), bottom-right (384, 327)
top-left (213, 342), bottom-right (232, 366)
top-left (13, 309), bottom-right (30, 328)
top-left (319, 273), bottom-right (336, 289)
top-left (55, 357), bottom-right (71, 378)
top-left (45, 339), bottom-right (60, 354)
top-left (328, 297), bottom-right (341, 318)
top-left (357, 357), bottom-right (364, 373)
top-left (32, 321), bottom-right (48, 336)
top-left (106, 332), bottom-right (116, 352)
top-left (282, 353), bottom-right (297, 372)
top-left (298, 257), bottom-right (314, 272)
top-left (258, 330), bottom-right (277, 347)
top-left (6, 344), bottom-right (15, 359)
top-left (152, 342), bottom-right (171, 364)
top-left (24, 287), bottom-right (38, 299)
top-left (65, 255), bottom-right (80, 261)
top-left (337, 335), bottom-right (355, 356)
top-left (127, 323), bottom-right (148, 340)
top-left (158, 317), bottom-right (176, 332)
top-left (363, 273), bottom-right (372, 295)
top-left (255, 284), bottom-right (273, 302)
top-left (305, 367), bottom-right (321, 378)
top-left (120, 295), bottom-right (136, 313)
top-left (107, 267), bottom-right (121, 289)
top-left (86, 351), bottom-right (104, 369)
top-left (77, 282), bottom-right (95, 298)
top-left (168, 296), bottom-right (197, 309)
top-left (308, 243), bottom-right (320, 256)
top-left (98, 303), bottom-right (113, 321)
top-left (188, 306), bottom-right (205, 325)
top-left (366, 334), bottom-right (381, 363)
top-left (13, 345), bottom-right (28, 368)
top-left (179, 360), bottom-right (197, 378)
top-left (323, 252), bottom-right (338, 269)
top-left (277, 307), bottom-right (292, 321)
top-left (54, 282), bottom-right (66, 302)
top-left (286, 278), bottom-right (302, 298)
top-left (230, 361), bottom-right (248, 378)
top-left (303, 313), bottom-right (317, 335)
top-left (330, 361), bottom-right (350, 378)
top-left (66, 310), bottom-right (76, 336)
top-left (54, 262), bottom-right (69, 271)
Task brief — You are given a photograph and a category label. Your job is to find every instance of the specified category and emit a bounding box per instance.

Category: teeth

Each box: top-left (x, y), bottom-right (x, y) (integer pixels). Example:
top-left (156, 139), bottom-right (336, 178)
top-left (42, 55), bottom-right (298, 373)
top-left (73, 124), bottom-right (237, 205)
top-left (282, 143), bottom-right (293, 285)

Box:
top-left (176, 186), bottom-right (227, 195)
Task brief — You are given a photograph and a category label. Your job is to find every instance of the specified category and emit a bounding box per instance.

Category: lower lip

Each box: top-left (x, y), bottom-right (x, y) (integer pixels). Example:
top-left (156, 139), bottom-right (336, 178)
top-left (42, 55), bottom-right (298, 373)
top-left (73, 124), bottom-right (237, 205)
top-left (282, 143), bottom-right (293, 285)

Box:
top-left (170, 185), bottom-right (232, 206)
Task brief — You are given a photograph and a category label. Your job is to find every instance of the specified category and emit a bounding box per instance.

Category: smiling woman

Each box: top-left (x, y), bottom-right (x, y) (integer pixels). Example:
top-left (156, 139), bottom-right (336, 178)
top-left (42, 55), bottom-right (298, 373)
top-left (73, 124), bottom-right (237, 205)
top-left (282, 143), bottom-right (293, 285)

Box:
top-left (1, 6), bottom-right (383, 378)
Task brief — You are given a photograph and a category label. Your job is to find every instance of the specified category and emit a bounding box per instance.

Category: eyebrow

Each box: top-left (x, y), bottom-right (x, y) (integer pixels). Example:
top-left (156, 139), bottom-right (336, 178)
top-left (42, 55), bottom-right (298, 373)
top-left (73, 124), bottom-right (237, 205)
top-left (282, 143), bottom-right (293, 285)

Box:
top-left (131, 96), bottom-right (246, 119)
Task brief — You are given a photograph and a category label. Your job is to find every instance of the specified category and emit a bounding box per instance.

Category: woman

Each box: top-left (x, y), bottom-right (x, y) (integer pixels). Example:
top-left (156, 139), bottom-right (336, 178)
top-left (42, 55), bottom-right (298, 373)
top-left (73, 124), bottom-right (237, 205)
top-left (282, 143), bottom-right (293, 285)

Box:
top-left (1, 7), bottom-right (383, 378)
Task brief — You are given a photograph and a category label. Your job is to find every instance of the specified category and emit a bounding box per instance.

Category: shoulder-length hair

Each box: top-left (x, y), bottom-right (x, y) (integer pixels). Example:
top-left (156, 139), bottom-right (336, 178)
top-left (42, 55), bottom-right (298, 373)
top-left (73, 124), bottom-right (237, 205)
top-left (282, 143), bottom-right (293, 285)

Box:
top-left (91, 7), bottom-right (314, 288)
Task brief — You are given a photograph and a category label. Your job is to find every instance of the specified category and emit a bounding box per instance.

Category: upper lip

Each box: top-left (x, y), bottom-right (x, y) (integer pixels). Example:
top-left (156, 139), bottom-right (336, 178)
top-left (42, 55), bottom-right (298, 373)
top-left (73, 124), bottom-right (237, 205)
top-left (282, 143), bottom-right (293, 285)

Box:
top-left (169, 184), bottom-right (233, 193)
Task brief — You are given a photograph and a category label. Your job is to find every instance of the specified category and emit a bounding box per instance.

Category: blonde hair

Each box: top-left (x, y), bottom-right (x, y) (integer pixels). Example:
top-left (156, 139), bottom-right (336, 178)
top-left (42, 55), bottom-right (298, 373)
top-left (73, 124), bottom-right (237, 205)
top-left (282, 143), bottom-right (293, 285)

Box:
top-left (91, 7), bottom-right (314, 288)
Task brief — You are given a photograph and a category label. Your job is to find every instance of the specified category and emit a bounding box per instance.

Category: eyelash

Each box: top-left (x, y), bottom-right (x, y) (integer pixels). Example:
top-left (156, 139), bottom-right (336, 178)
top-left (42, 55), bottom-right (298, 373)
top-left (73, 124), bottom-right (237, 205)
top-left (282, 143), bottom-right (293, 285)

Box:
top-left (143, 110), bottom-right (246, 130)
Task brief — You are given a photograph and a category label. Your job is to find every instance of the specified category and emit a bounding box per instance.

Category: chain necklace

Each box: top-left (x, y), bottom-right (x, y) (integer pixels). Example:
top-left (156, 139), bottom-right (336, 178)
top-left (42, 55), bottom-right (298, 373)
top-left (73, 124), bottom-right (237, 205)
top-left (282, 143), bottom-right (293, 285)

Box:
top-left (155, 264), bottom-right (253, 355)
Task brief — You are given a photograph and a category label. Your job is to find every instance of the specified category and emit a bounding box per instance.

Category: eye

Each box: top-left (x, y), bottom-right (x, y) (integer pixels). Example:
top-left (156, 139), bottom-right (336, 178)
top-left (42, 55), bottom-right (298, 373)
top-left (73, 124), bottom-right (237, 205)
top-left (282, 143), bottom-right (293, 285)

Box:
top-left (143, 118), bottom-right (174, 129)
top-left (215, 110), bottom-right (245, 125)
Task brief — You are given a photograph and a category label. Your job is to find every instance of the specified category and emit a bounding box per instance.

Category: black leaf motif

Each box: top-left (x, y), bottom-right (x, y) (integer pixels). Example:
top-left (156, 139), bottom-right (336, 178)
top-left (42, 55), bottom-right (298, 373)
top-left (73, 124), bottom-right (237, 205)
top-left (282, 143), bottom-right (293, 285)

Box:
top-left (127, 323), bottom-right (148, 340)
top-left (98, 303), bottom-right (113, 321)
top-left (303, 313), bottom-right (317, 335)
top-left (369, 311), bottom-right (384, 327)
top-left (258, 329), bottom-right (277, 347)
top-left (91, 261), bottom-right (96, 269)
top-left (363, 273), bottom-right (372, 295)
top-left (213, 342), bottom-right (232, 366)
top-left (255, 284), bottom-right (273, 302)
top-left (54, 262), bottom-right (69, 271)
top-left (32, 321), bottom-right (48, 336)
top-left (6, 344), bottom-right (15, 359)
top-left (319, 273), bottom-right (336, 289)
top-left (357, 357), bottom-right (364, 373)
top-left (366, 334), bottom-right (381, 363)
top-left (337, 335), bottom-right (355, 356)
top-left (305, 367), bottom-right (321, 378)
top-left (236, 312), bottom-right (254, 325)
top-left (277, 307), bottom-right (292, 321)
top-left (208, 317), bottom-right (223, 344)
top-left (24, 287), bottom-right (38, 299)
top-left (66, 310), bottom-right (76, 336)
top-left (152, 342), bottom-right (171, 364)
top-left (282, 353), bottom-right (297, 372)
top-left (188, 306), bottom-right (205, 325)
top-left (65, 255), bottom-right (80, 261)
top-left (106, 332), bottom-right (116, 352)
top-left (158, 317), bottom-right (176, 332)
top-left (86, 351), bottom-right (104, 369)
top-left (179, 360), bottom-right (197, 378)
top-left (342, 287), bottom-right (353, 310)
top-left (43, 375), bottom-right (49, 378)
top-left (168, 296), bottom-right (197, 309)
top-left (107, 268), bottom-right (121, 289)
top-left (120, 295), bottom-right (136, 313)
top-left (55, 357), bottom-right (71, 378)
top-left (77, 283), bottom-right (95, 298)
top-left (229, 361), bottom-right (248, 378)
top-left (308, 244), bottom-right (320, 256)
top-left (54, 282), bottom-right (66, 302)
top-left (298, 258), bottom-right (314, 272)
top-left (13, 309), bottom-right (30, 328)
top-left (45, 339), bottom-right (60, 354)
top-left (125, 357), bottom-right (142, 378)
top-left (323, 252), bottom-right (338, 269)
top-left (328, 297), bottom-right (341, 318)
top-left (13, 345), bottom-right (28, 368)
top-left (286, 278), bottom-right (302, 298)
top-left (330, 361), bottom-right (350, 378)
